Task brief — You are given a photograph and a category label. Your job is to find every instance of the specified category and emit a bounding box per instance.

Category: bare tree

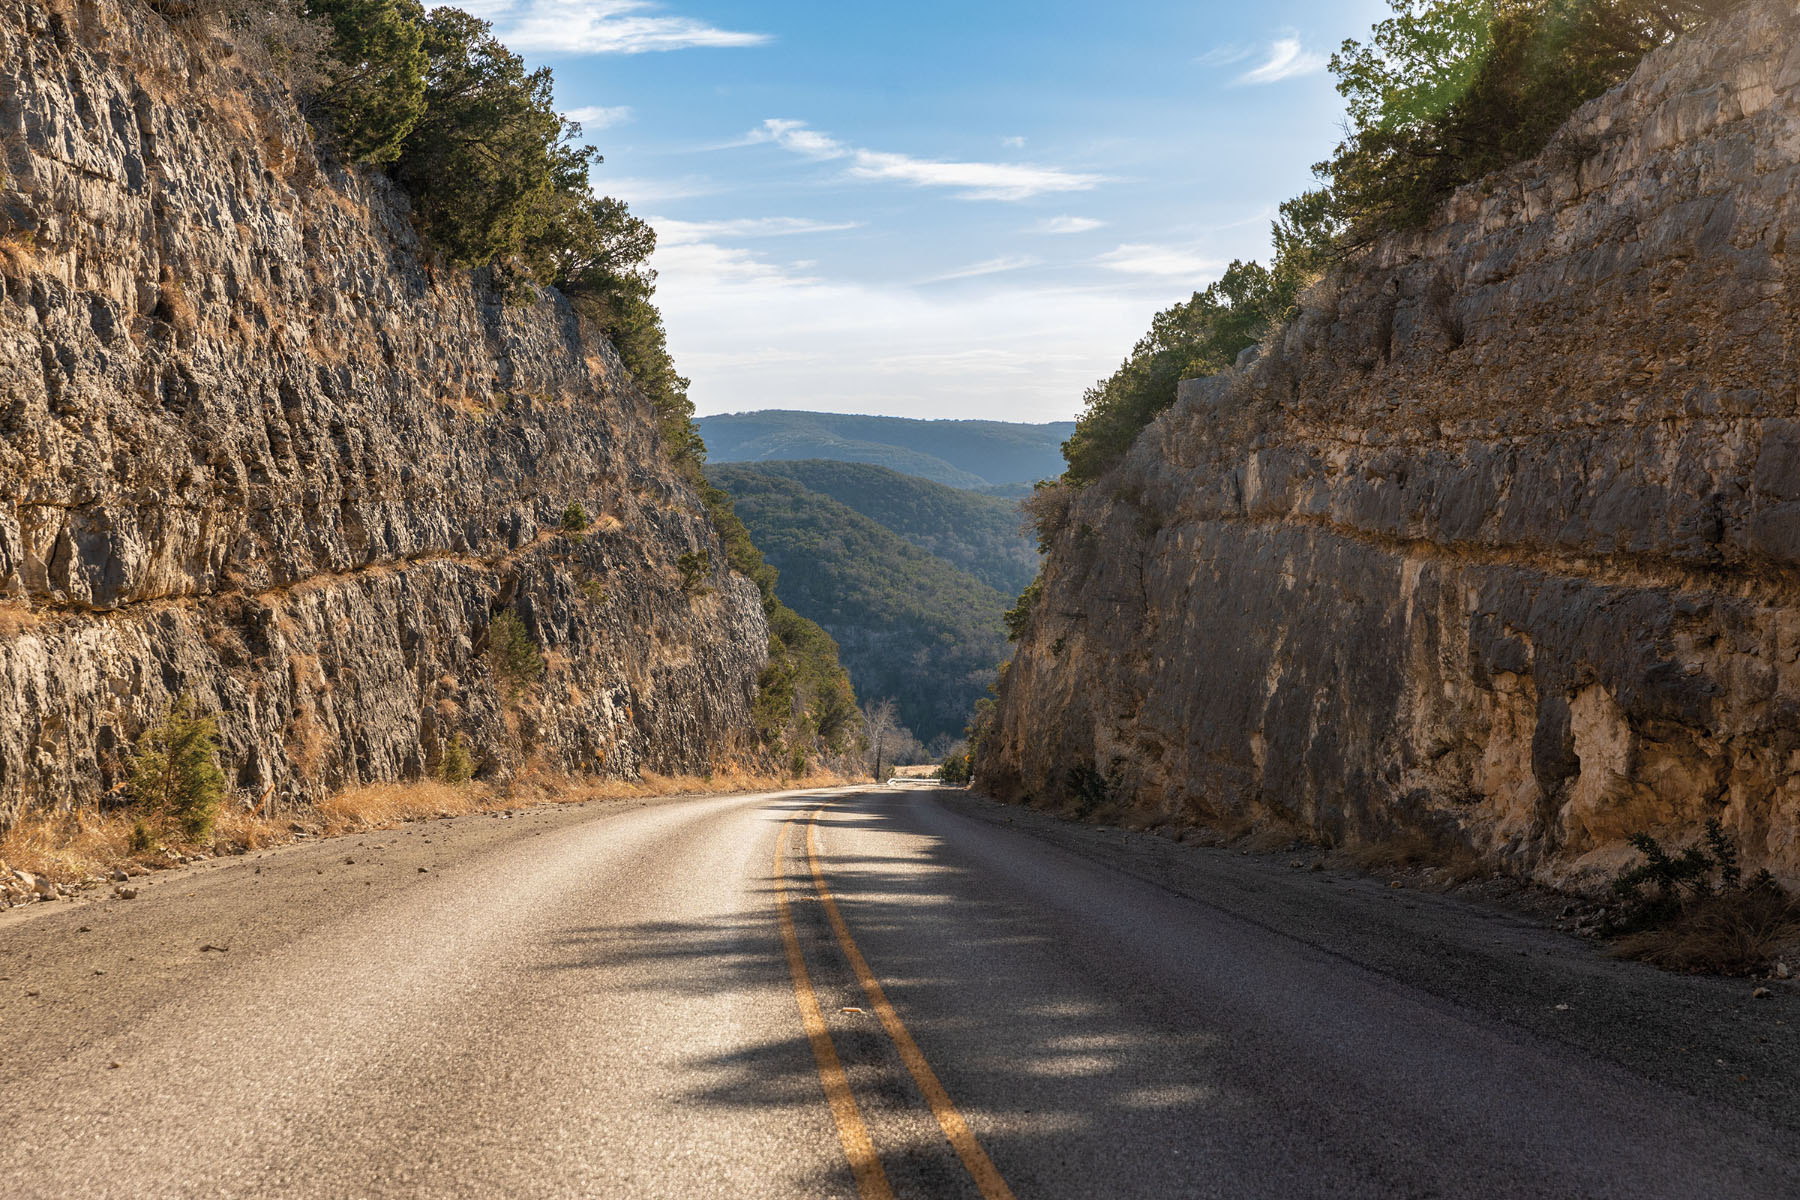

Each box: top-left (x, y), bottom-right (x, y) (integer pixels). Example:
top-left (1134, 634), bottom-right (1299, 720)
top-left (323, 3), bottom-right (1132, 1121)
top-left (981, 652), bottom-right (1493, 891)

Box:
top-left (862, 698), bottom-right (900, 781)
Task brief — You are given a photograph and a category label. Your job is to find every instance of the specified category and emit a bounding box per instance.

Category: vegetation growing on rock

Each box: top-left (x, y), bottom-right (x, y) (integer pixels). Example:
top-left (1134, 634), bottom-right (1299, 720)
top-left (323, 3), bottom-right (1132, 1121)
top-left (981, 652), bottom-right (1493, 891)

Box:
top-left (127, 696), bottom-right (227, 844)
top-left (1609, 822), bottom-right (1797, 974)
top-left (1060, 0), bottom-right (1738, 486)
top-left (486, 610), bottom-right (545, 704)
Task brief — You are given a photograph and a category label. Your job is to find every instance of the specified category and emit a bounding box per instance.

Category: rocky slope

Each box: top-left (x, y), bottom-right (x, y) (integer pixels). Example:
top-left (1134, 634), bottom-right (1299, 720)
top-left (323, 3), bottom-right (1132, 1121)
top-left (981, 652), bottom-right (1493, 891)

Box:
top-left (983, 0), bottom-right (1800, 887)
top-left (0, 0), bottom-right (768, 828)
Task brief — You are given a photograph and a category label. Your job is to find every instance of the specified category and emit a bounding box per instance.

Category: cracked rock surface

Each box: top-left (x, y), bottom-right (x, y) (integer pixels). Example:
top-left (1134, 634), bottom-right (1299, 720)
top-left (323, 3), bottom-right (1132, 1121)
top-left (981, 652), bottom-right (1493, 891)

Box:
top-left (984, 1), bottom-right (1800, 888)
top-left (0, 0), bottom-right (767, 826)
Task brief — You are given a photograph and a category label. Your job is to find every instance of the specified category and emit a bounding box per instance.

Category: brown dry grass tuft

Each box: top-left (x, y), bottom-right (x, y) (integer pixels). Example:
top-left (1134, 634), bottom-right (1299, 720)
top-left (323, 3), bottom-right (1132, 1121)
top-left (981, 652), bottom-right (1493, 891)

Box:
top-left (1240, 822), bottom-right (1314, 854)
top-left (0, 809), bottom-right (136, 886)
top-left (1330, 831), bottom-right (1486, 888)
top-left (1612, 889), bottom-right (1800, 976)
top-left (0, 804), bottom-right (266, 889)
top-left (315, 779), bottom-right (491, 832)
top-left (0, 230), bottom-right (38, 278)
top-left (0, 605), bottom-right (42, 637)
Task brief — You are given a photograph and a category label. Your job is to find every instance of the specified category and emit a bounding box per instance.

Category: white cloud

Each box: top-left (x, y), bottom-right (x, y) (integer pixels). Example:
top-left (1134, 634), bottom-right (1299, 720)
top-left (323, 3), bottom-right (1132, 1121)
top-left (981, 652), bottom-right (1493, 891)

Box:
top-left (651, 238), bottom-right (824, 289)
top-left (1030, 216), bottom-right (1106, 235)
top-left (1196, 45), bottom-right (1253, 67)
top-left (1001, 135), bottom-right (1027, 149)
top-left (849, 152), bottom-right (1104, 201)
top-left (744, 119), bottom-right (1107, 202)
top-left (643, 233), bottom-right (1154, 421)
top-left (1235, 37), bottom-right (1327, 85)
top-left (919, 255), bottom-right (1041, 284)
top-left (1095, 243), bottom-right (1222, 278)
top-left (744, 118), bottom-right (850, 160)
top-left (563, 105), bottom-right (634, 129)
top-left (655, 217), bottom-right (862, 245)
top-left (473, 1), bottom-right (769, 54)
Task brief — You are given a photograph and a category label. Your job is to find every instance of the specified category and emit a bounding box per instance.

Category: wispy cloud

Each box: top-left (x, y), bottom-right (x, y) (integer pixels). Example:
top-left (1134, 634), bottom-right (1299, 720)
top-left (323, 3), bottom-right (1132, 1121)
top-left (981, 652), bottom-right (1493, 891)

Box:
top-left (592, 175), bottom-right (721, 207)
top-left (655, 217), bottom-right (862, 245)
top-left (1235, 37), bottom-right (1327, 85)
top-left (1030, 216), bottom-right (1106, 235)
top-left (849, 152), bottom-right (1106, 201)
top-left (743, 118), bottom-right (1108, 202)
top-left (563, 105), bottom-right (634, 129)
top-left (1001, 135), bottom-right (1027, 149)
top-left (470, 1), bottom-right (769, 54)
top-left (1095, 243), bottom-right (1221, 278)
top-left (746, 118), bottom-right (849, 160)
top-left (919, 255), bottom-right (1041, 284)
top-left (1196, 45), bottom-right (1253, 67)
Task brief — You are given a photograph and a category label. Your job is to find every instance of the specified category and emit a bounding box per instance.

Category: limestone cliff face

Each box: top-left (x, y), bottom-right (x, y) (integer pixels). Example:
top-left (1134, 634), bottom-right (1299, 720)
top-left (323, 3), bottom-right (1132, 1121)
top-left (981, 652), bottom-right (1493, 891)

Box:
top-left (0, 0), bottom-right (768, 826)
top-left (983, 1), bottom-right (1800, 886)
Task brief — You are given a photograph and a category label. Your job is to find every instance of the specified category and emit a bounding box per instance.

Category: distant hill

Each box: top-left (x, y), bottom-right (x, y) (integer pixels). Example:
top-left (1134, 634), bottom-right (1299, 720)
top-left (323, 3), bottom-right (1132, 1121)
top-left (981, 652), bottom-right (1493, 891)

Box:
top-left (707, 465), bottom-right (1012, 745)
top-left (697, 411), bottom-right (1074, 490)
top-left (721, 461), bottom-right (1038, 597)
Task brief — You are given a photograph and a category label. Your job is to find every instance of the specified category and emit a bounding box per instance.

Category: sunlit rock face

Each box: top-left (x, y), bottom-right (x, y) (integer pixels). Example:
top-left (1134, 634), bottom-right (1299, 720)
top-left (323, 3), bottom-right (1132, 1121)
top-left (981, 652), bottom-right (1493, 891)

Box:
top-left (983, 0), bottom-right (1800, 887)
top-left (0, 0), bottom-right (767, 826)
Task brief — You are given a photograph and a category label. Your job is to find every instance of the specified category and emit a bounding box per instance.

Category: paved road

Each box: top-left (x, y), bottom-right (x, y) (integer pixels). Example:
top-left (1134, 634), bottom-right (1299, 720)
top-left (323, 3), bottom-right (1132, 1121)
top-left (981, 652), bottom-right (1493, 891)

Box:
top-left (1, 785), bottom-right (1796, 1198)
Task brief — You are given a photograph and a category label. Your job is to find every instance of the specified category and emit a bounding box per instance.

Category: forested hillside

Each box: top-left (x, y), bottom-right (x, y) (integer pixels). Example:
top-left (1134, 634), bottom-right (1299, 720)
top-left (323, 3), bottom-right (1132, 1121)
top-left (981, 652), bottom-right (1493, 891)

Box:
top-left (707, 466), bottom-right (1010, 745)
top-left (698, 411), bottom-right (1073, 490)
top-left (716, 461), bottom-right (1038, 596)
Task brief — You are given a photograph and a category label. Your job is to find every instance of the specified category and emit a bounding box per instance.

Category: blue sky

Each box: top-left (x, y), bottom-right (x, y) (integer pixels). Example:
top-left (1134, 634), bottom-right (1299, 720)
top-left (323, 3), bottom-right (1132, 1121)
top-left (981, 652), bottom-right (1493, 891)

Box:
top-left (460, 0), bottom-right (1394, 422)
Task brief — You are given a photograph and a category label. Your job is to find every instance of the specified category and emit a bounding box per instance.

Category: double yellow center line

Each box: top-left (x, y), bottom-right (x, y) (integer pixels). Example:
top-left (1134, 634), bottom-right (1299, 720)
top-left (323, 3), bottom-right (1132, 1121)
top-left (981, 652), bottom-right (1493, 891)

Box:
top-left (773, 805), bottom-right (1017, 1200)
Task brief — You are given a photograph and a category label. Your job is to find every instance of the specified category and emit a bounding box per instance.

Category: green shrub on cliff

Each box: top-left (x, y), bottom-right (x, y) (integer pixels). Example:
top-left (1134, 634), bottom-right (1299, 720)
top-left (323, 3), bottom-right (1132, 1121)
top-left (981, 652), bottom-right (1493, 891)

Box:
top-left (1312, 0), bottom-right (1734, 248)
top-left (303, 0), bottom-right (427, 164)
top-left (437, 732), bottom-right (475, 785)
top-left (486, 610), bottom-right (544, 702)
top-left (1062, 261), bottom-right (1288, 483)
top-left (394, 9), bottom-right (595, 269)
top-left (128, 695), bottom-right (227, 843)
top-left (275, 2), bottom-right (699, 462)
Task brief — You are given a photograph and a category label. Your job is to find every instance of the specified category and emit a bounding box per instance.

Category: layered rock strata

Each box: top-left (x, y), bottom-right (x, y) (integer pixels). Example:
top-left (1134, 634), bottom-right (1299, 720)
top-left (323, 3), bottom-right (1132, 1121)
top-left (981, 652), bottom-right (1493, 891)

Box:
top-left (983, 0), bottom-right (1800, 885)
top-left (0, 0), bottom-right (767, 826)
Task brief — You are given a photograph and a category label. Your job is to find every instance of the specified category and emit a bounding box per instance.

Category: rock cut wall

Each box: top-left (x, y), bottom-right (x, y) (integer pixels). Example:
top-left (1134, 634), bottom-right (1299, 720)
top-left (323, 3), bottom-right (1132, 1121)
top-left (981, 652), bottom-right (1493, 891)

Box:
top-left (0, 0), bottom-right (768, 826)
top-left (983, 0), bottom-right (1800, 886)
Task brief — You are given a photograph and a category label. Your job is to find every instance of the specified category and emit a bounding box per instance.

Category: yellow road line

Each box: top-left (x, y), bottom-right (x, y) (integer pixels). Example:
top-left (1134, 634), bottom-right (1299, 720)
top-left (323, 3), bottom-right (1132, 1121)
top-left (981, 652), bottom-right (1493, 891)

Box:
top-left (805, 808), bottom-right (1019, 1200)
top-left (774, 814), bottom-right (895, 1200)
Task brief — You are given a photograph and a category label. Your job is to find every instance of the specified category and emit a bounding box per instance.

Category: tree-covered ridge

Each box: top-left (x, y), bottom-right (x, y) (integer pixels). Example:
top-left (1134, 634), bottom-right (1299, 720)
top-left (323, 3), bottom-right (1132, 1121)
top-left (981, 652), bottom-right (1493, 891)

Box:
top-left (698, 411), bottom-right (1075, 490)
top-left (1061, 0), bottom-right (1734, 485)
top-left (696, 481), bottom-right (863, 767)
top-left (707, 466), bottom-right (1012, 746)
top-left (717, 461), bottom-right (1039, 597)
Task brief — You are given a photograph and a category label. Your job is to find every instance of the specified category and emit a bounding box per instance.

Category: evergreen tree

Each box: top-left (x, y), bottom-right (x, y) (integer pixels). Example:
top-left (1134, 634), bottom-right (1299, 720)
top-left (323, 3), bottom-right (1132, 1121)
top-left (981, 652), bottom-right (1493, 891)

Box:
top-left (128, 695), bottom-right (227, 842)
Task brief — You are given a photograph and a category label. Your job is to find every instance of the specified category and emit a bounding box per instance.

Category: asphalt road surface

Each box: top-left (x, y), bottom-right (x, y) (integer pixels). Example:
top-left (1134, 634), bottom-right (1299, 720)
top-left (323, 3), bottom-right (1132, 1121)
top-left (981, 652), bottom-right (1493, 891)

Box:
top-left (2, 785), bottom-right (1796, 1198)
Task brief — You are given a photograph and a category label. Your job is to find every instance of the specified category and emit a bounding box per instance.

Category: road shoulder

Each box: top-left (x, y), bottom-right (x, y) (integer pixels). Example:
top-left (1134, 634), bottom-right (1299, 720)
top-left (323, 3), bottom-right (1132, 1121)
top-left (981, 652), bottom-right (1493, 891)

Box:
top-left (937, 788), bottom-right (1800, 1130)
